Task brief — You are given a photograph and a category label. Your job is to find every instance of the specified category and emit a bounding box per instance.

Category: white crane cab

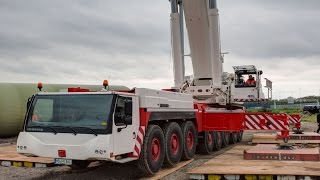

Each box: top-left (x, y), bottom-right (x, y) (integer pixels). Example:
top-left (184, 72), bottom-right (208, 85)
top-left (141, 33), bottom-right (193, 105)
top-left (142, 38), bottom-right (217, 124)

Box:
top-left (17, 91), bottom-right (141, 167)
top-left (233, 65), bottom-right (265, 102)
top-left (16, 87), bottom-right (196, 172)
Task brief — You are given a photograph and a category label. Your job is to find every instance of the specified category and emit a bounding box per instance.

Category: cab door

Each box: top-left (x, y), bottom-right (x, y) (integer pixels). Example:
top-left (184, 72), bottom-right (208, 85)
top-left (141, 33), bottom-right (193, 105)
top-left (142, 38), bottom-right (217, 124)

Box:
top-left (112, 95), bottom-right (138, 155)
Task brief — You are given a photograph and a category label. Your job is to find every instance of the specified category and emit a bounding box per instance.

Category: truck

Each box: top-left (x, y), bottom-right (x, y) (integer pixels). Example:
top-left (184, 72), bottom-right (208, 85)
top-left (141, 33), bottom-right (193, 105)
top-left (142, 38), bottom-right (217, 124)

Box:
top-left (16, 0), bottom-right (282, 176)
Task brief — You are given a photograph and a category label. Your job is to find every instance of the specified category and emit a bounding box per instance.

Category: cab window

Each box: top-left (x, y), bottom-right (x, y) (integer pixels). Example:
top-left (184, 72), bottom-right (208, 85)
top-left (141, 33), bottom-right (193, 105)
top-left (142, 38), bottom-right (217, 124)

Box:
top-left (235, 74), bottom-right (257, 88)
top-left (114, 96), bottom-right (132, 126)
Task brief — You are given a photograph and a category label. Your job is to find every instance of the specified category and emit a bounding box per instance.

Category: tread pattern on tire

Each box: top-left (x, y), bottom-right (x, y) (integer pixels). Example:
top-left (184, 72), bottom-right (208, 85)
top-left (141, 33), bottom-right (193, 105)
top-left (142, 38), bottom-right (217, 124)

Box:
top-left (213, 131), bottom-right (222, 151)
top-left (229, 132), bottom-right (237, 144)
top-left (138, 125), bottom-right (165, 176)
top-left (197, 131), bottom-right (214, 154)
top-left (181, 121), bottom-right (197, 160)
top-left (163, 122), bottom-right (183, 166)
top-left (222, 131), bottom-right (230, 147)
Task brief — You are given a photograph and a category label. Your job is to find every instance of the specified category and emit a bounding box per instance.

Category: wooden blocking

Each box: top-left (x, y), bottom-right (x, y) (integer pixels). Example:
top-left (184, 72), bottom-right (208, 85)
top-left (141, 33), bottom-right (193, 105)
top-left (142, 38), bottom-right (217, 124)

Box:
top-left (244, 144), bottom-right (320, 161)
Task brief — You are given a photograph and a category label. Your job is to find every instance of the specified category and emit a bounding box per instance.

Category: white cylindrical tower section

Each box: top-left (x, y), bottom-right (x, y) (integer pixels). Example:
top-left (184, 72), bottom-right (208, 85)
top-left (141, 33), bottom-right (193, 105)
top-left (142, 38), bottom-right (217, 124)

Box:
top-left (171, 13), bottom-right (184, 88)
top-left (208, 6), bottom-right (222, 87)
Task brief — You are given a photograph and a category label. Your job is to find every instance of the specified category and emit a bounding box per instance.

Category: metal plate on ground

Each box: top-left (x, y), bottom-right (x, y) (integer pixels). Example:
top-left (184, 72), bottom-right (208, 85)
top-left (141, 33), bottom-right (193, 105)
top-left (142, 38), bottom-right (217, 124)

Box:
top-left (188, 145), bottom-right (320, 177)
top-left (244, 144), bottom-right (320, 161)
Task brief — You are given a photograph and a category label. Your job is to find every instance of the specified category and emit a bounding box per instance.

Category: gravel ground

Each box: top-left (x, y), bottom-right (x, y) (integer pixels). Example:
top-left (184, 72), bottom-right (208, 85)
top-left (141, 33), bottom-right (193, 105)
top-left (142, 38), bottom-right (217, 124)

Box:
top-left (0, 121), bottom-right (318, 180)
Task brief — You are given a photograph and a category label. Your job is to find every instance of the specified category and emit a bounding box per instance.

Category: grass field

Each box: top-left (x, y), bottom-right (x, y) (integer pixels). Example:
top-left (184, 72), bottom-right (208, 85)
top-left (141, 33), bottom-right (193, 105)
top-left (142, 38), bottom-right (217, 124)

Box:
top-left (301, 113), bottom-right (318, 122)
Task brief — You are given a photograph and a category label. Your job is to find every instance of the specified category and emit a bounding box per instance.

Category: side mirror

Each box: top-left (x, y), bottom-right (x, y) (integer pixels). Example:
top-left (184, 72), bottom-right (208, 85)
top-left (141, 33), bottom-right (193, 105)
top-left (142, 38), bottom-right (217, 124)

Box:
top-left (259, 70), bottom-right (263, 75)
top-left (26, 96), bottom-right (33, 110)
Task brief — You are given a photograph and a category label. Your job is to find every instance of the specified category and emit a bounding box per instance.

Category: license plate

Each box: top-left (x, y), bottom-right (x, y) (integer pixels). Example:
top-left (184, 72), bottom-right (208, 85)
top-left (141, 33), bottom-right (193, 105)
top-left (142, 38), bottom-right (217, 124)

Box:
top-left (54, 158), bottom-right (72, 165)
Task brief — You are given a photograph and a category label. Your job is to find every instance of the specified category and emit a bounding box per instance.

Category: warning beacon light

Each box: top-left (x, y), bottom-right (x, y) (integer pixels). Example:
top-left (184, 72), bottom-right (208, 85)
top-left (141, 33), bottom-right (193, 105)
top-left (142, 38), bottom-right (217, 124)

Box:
top-left (103, 80), bottom-right (109, 89)
top-left (37, 82), bottom-right (43, 91)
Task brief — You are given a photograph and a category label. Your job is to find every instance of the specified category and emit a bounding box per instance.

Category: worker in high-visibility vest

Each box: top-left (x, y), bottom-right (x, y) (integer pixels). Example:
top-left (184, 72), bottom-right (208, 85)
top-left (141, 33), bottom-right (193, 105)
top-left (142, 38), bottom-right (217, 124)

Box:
top-left (245, 75), bottom-right (256, 85)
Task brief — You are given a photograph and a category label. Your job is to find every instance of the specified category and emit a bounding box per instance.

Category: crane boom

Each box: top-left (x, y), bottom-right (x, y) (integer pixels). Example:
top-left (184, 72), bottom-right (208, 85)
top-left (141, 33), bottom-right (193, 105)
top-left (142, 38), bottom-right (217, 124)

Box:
top-left (170, 0), bottom-right (227, 104)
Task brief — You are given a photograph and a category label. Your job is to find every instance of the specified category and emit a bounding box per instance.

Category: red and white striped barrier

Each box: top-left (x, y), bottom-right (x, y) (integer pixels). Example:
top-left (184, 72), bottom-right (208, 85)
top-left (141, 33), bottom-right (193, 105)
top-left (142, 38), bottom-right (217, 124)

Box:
top-left (270, 113), bottom-right (301, 125)
top-left (133, 126), bottom-right (145, 157)
top-left (234, 98), bottom-right (268, 102)
top-left (245, 114), bottom-right (289, 131)
top-left (287, 114), bottom-right (301, 124)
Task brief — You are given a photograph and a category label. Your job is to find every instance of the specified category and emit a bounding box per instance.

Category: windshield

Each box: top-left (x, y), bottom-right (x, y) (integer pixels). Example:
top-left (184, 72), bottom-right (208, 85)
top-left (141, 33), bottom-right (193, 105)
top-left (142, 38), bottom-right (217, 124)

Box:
top-left (25, 94), bottom-right (115, 135)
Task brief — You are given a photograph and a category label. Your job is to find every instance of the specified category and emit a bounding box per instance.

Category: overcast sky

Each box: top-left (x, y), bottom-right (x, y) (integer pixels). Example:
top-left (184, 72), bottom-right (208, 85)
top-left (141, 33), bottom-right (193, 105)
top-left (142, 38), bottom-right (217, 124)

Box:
top-left (0, 0), bottom-right (319, 99)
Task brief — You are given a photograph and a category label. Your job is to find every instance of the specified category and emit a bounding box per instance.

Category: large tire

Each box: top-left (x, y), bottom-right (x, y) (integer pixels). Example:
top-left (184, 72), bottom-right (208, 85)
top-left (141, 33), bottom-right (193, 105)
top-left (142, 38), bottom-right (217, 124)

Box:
top-left (236, 130), bottom-right (243, 142)
top-left (163, 122), bottom-right (183, 167)
top-left (213, 131), bottom-right (222, 151)
top-left (229, 132), bottom-right (237, 144)
top-left (222, 131), bottom-right (230, 147)
top-left (181, 121), bottom-right (197, 160)
top-left (197, 131), bottom-right (214, 154)
top-left (138, 125), bottom-right (165, 176)
top-left (70, 160), bottom-right (90, 170)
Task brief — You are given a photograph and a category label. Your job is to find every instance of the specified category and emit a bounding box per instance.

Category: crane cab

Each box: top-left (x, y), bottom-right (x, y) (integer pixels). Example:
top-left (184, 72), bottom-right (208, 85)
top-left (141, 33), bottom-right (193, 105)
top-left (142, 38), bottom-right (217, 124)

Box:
top-left (232, 65), bottom-right (265, 102)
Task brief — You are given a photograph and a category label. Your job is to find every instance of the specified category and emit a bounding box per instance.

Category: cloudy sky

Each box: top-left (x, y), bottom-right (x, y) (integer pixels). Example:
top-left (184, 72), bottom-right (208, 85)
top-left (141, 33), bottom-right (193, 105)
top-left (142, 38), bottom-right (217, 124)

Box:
top-left (0, 0), bottom-right (319, 99)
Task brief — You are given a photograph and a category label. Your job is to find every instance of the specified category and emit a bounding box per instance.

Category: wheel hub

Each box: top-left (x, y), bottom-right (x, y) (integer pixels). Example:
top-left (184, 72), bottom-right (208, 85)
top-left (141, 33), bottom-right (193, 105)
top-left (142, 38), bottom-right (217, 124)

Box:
top-left (187, 131), bottom-right (194, 149)
top-left (171, 134), bottom-right (179, 154)
top-left (151, 138), bottom-right (160, 161)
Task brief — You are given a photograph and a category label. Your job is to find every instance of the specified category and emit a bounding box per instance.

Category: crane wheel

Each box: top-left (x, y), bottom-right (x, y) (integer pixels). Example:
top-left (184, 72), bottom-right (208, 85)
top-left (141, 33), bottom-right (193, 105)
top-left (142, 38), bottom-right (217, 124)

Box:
top-left (163, 122), bottom-right (183, 167)
top-left (236, 130), bottom-right (243, 142)
top-left (222, 131), bottom-right (230, 147)
top-left (138, 125), bottom-right (165, 176)
top-left (229, 132), bottom-right (237, 144)
top-left (213, 131), bottom-right (222, 151)
top-left (196, 131), bottom-right (214, 154)
top-left (181, 121), bottom-right (197, 160)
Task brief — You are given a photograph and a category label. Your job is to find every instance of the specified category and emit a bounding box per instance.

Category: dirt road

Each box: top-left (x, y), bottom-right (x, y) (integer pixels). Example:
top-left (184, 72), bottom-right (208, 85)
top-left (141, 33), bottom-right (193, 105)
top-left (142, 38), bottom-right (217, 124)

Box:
top-left (0, 122), bottom-right (317, 180)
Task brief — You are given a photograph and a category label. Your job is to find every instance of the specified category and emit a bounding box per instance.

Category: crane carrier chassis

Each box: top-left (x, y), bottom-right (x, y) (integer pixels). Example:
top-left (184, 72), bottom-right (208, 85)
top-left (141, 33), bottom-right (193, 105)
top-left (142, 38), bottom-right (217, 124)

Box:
top-left (16, 0), bottom-right (303, 176)
top-left (16, 86), bottom-right (301, 175)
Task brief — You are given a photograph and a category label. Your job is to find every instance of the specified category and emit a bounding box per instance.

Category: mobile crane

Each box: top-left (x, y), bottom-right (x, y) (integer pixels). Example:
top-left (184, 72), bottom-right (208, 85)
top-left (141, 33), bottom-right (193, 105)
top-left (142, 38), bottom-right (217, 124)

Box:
top-left (16, 0), bottom-right (289, 176)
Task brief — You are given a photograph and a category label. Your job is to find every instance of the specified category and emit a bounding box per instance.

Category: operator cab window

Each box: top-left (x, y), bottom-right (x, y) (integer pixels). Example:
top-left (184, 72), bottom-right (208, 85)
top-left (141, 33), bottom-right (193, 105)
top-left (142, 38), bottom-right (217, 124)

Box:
top-left (235, 73), bottom-right (257, 88)
top-left (114, 96), bottom-right (132, 126)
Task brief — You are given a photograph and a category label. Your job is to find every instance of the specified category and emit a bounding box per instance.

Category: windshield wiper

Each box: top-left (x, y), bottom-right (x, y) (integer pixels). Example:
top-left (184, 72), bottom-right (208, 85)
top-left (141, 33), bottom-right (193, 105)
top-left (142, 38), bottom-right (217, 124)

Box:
top-left (74, 127), bottom-right (98, 136)
top-left (51, 126), bottom-right (77, 136)
top-left (47, 126), bottom-right (58, 135)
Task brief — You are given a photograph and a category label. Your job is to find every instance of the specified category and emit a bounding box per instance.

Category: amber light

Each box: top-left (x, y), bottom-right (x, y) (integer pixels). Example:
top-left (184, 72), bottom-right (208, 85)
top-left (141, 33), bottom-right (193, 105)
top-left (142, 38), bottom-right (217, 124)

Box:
top-left (37, 82), bottom-right (43, 91)
top-left (103, 80), bottom-right (109, 89)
